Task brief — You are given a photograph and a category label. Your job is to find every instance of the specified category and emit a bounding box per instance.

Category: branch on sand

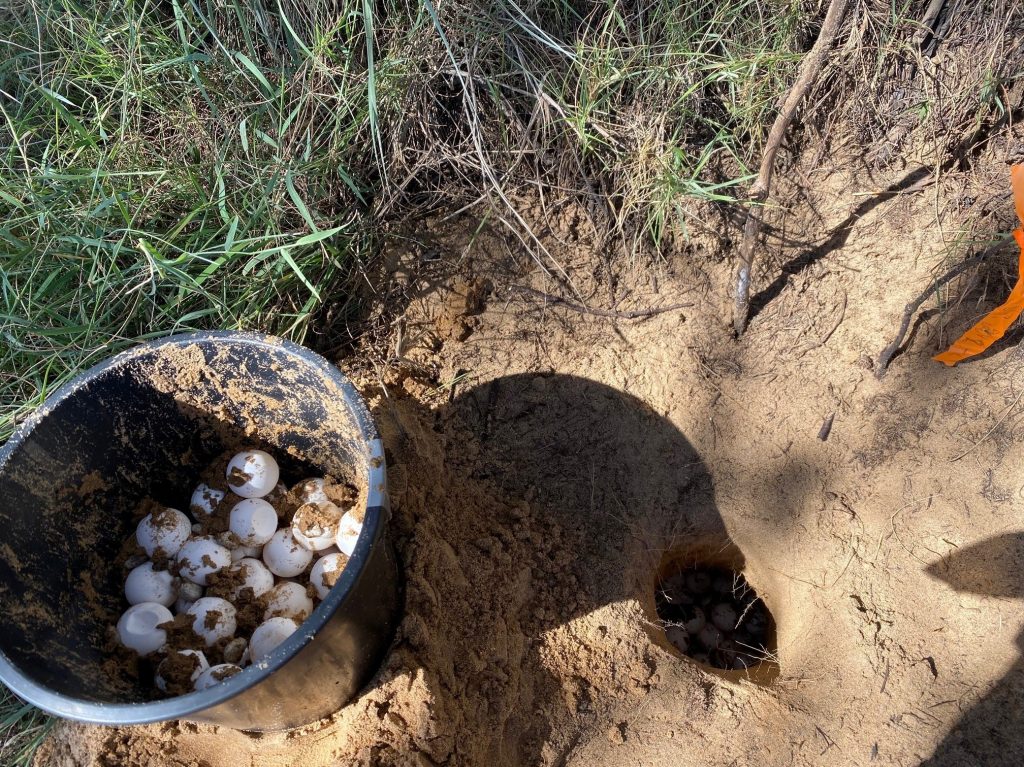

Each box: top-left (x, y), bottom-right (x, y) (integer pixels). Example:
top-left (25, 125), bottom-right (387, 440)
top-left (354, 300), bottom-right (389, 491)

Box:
top-left (875, 240), bottom-right (1013, 378)
top-left (733, 0), bottom-right (853, 336)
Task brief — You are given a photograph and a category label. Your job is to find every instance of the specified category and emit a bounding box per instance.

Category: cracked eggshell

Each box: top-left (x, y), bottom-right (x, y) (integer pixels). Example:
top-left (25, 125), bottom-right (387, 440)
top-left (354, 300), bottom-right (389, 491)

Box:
top-left (292, 478), bottom-right (330, 506)
top-left (117, 602), bottom-right (173, 656)
top-left (291, 501), bottom-right (342, 551)
top-left (155, 649), bottom-right (209, 693)
top-left (190, 483), bottom-right (225, 517)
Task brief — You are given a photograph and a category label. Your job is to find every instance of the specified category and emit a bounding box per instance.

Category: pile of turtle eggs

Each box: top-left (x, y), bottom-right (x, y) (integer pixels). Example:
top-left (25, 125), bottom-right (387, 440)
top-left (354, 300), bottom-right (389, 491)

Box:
top-left (113, 449), bottom-right (363, 695)
top-left (655, 565), bottom-right (772, 671)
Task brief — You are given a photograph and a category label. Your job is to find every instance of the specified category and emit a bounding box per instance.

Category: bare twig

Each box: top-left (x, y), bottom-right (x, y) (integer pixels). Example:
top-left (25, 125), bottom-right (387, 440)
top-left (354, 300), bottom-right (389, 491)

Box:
top-left (796, 291), bottom-right (848, 357)
top-left (874, 239), bottom-right (1012, 378)
top-left (950, 385), bottom-right (1024, 462)
top-left (733, 0), bottom-right (852, 336)
top-left (508, 285), bottom-right (691, 320)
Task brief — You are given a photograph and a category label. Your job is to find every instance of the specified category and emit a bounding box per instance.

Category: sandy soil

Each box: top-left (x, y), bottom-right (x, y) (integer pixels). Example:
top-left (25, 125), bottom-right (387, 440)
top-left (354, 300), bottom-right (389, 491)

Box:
top-left (37, 133), bottom-right (1024, 765)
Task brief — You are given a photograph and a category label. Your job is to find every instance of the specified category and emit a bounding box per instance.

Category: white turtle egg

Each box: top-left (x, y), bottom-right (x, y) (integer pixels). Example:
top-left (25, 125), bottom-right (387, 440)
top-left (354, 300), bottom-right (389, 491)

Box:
top-left (262, 529), bottom-right (313, 577)
top-left (229, 498), bottom-right (278, 546)
top-left (711, 602), bottom-right (738, 633)
top-left (225, 450), bottom-right (280, 498)
top-left (698, 623), bottom-right (722, 650)
top-left (116, 602), bottom-right (173, 655)
top-left (250, 617), bottom-right (299, 661)
top-left (227, 558), bottom-right (275, 600)
top-left (291, 501), bottom-right (342, 551)
top-left (194, 663), bottom-right (242, 691)
top-left (124, 562), bottom-right (176, 607)
top-left (310, 552), bottom-right (350, 600)
top-left (136, 508), bottom-right (191, 559)
top-left (155, 649), bottom-right (209, 693)
top-left (222, 637), bottom-right (248, 665)
top-left (230, 544), bottom-right (262, 562)
top-left (176, 536), bottom-right (232, 586)
top-left (263, 581), bottom-right (314, 622)
top-left (175, 580), bottom-right (204, 614)
top-left (665, 625), bottom-right (689, 653)
top-left (190, 483), bottom-right (225, 517)
top-left (335, 510), bottom-right (364, 556)
top-left (292, 477), bottom-right (330, 505)
top-left (187, 597), bottom-right (237, 646)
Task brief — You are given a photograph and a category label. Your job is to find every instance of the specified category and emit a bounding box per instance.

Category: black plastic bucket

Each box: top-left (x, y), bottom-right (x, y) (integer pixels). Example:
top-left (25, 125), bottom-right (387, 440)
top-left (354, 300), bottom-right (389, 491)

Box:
top-left (0, 331), bottom-right (401, 731)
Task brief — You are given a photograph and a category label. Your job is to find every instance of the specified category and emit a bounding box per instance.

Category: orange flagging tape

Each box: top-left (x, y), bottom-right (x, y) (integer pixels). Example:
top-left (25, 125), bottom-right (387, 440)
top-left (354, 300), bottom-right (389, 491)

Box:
top-left (934, 165), bottom-right (1024, 367)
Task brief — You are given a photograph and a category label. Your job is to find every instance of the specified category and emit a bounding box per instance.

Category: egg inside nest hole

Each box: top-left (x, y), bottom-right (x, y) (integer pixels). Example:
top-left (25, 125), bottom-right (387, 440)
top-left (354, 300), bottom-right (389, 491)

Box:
top-left (654, 562), bottom-right (778, 680)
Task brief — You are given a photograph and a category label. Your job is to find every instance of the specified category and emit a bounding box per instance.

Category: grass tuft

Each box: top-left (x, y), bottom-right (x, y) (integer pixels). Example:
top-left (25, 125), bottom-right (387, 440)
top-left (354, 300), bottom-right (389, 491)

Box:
top-left (0, 688), bottom-right (54, 767)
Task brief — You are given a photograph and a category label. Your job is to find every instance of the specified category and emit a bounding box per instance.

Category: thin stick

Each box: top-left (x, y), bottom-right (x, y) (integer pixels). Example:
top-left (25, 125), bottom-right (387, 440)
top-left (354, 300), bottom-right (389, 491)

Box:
top-left (733, 0), bottom-right (852, 336)
top-left (874, 240), bottom-right (1011, 378)
top-left (508, 285), bottom-right (691, 320)
top-left (950, 385), bottom-right (1024, 462)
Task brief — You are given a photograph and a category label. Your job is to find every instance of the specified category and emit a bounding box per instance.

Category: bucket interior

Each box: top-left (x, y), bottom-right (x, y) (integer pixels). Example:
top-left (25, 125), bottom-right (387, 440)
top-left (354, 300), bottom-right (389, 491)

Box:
top-left (0, 337), bottom-right (369, 704)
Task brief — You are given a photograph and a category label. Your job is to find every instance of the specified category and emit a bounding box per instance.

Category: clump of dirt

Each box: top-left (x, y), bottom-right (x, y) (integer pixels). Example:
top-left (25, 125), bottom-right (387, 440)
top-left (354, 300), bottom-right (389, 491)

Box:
top-left (160, 614), bottom-right (204, 654)
top-left (293, 502), bottom-right (343, 538)
top-left (155, 650), bottom-right (206, 697)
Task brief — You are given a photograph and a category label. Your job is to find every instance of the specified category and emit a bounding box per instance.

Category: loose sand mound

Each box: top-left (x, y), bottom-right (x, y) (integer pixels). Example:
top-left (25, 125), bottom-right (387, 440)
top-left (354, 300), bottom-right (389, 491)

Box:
top-left (39, 150), bottom-right (1024, 766)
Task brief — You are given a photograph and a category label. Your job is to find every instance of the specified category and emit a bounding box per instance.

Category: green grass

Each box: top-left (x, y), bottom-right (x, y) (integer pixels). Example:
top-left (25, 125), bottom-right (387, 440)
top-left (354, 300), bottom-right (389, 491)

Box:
top-left (0, 688), bottom-right (53, 767)
top-left (1, 0), bottom-right (814, 442)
